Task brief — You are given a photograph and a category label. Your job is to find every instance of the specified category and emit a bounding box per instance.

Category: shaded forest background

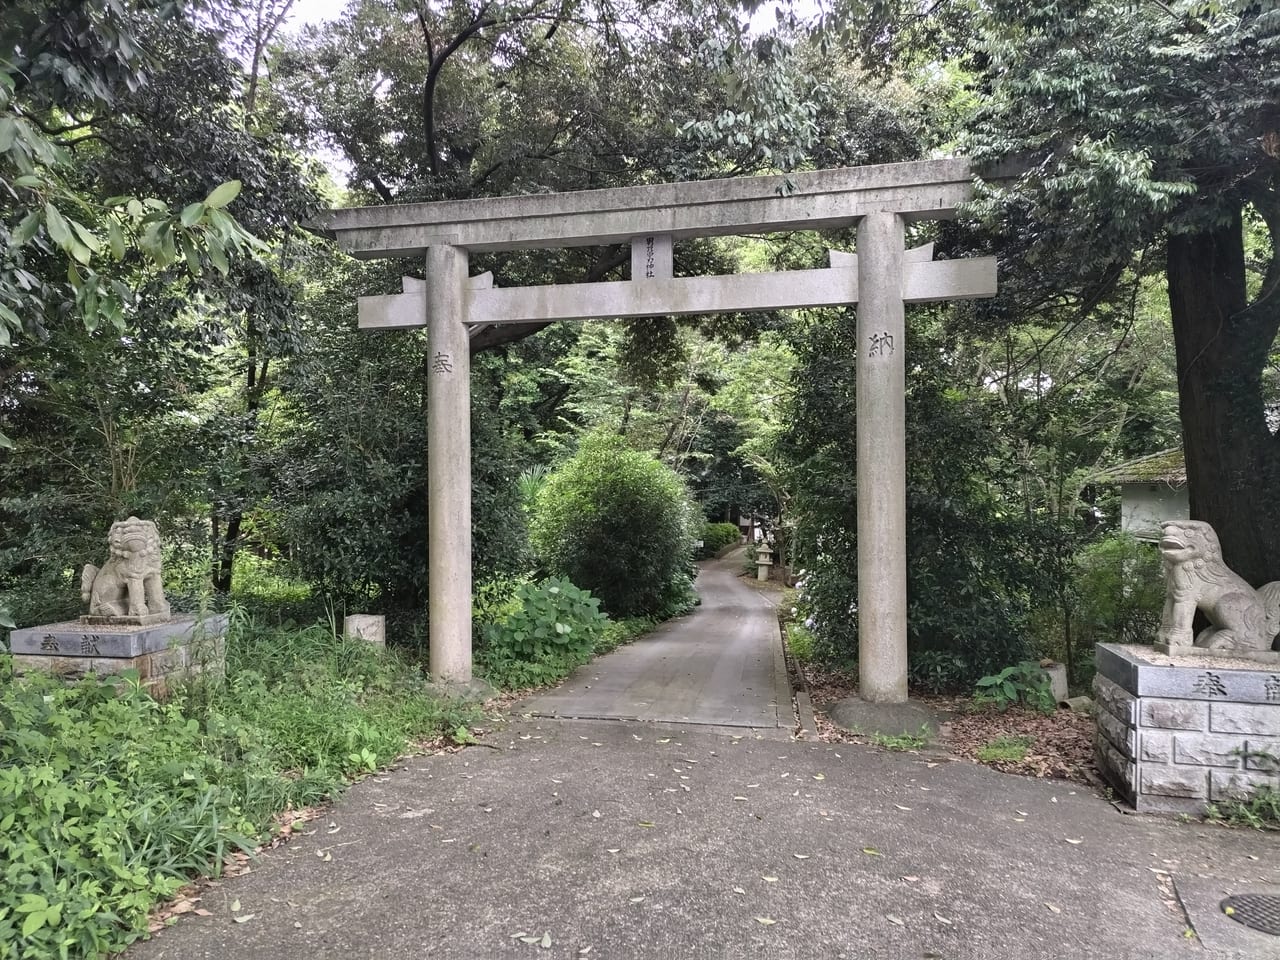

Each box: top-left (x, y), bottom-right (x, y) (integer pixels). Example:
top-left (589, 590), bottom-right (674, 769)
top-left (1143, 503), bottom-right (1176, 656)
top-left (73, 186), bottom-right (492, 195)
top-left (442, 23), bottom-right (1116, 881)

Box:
top-left (3, 0), bottom-right (1278, 690)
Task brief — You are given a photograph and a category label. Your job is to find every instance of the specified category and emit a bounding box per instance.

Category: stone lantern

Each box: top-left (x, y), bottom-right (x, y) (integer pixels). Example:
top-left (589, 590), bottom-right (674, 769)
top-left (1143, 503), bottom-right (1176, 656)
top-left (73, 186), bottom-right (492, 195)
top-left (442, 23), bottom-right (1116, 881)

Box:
top-left (756, 543), bottom-right (774, 581)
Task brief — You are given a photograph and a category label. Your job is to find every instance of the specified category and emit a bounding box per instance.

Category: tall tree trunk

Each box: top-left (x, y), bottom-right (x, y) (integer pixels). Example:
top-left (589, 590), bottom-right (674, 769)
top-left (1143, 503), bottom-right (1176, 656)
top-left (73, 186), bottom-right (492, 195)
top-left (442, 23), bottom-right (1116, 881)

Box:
top-left (212, 353), bottom-right (270, 595)
top-left (213, 515), bottom-right (241, 594)
top-left (1167, 208), bottom-right (1280, 586)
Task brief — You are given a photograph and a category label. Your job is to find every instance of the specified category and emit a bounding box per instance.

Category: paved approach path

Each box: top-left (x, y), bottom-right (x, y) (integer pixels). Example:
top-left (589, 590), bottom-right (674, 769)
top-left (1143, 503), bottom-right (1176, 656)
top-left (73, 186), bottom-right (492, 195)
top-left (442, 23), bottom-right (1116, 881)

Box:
top-left (519, 548), bottom-right (792, 735)
top-left (126, 554), bottom-right (1280, 960)
top-left (131, 718), bottom-right (1276, 960)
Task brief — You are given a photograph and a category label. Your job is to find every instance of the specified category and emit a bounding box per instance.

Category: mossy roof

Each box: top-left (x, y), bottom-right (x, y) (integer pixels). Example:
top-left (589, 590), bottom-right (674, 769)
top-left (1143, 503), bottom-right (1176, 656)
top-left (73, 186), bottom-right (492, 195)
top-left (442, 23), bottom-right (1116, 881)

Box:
top-left (1092, 448), bottom-right (1186, 485)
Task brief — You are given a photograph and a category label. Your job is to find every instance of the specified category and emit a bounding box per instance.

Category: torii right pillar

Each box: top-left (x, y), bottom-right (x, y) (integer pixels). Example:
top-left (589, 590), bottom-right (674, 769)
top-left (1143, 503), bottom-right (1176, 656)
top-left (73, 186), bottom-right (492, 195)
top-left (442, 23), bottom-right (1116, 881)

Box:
top-left (856, 212), bottom-right (909, 703)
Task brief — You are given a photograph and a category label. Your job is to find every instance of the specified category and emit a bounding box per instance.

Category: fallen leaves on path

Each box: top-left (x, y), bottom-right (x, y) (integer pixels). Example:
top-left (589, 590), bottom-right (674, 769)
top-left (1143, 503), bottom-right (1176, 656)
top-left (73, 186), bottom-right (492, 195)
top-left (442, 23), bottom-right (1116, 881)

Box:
top-left (146, 802), bottom-right (326, 933)
top-left (799, 659), bottom-right (1095, 784)
top-left (942, 705), bottom-right (1095, 783)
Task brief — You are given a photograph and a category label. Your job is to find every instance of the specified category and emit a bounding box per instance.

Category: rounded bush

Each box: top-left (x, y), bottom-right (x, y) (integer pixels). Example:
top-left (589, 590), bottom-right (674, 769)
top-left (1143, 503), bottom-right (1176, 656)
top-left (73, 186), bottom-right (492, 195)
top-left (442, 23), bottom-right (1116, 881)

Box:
top-left (530, 434), bottom-right (697, 618)
top-left (699, 521), bottom-right (742, 558)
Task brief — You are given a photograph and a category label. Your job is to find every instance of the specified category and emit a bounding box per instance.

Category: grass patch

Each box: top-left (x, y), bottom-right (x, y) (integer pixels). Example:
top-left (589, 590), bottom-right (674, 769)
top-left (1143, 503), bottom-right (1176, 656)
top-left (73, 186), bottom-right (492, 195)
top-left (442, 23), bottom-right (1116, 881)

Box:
top-left (0, 610), bottom-right (477, 958)
top-left (976, 734), bottom-right (1035, 763)
top-left (870, 729), bottom-right (928, 751)
top-left (784, 621), bottom-right (816, 663)
top-left (1206, 787), bottom-right (1280, 830)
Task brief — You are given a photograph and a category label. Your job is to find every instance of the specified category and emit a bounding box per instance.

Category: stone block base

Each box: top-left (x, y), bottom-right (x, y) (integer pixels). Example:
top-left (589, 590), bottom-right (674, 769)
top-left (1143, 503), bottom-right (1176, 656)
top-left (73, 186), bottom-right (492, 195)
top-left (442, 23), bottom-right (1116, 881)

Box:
top-left (344, 614), bottom-right (386, 649)
top-left (826, 697), bottom-right (938, 739)
top-left (9, 615), bottom-right (228, 699)
top-left (1093, 643), bottom-right (1280, 815)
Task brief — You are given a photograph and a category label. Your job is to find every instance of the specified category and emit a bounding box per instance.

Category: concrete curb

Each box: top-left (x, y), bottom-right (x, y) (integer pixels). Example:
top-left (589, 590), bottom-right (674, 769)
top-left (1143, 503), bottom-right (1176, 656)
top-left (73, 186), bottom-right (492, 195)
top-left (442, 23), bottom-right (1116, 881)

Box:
top-left (768, 616), bottom-right (794, 733)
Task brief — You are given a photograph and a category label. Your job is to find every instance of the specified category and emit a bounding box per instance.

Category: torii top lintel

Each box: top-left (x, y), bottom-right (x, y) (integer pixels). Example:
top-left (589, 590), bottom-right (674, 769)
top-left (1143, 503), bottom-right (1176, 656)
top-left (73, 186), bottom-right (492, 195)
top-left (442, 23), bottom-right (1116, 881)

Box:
top-left (316, 158), bottom-right (978, 258)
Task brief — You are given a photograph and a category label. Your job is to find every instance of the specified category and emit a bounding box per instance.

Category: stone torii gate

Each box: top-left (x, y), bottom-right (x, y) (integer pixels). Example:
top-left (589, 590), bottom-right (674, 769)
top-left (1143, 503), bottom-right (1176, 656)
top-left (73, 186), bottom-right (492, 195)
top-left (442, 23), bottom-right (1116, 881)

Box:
top-left (318, 158), bottom-right (997, 704)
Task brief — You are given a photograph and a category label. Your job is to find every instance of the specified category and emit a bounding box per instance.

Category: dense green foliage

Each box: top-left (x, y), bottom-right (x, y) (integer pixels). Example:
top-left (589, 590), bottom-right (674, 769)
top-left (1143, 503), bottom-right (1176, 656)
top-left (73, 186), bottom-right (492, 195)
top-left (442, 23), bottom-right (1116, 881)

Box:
top-left (480, 578), bottom-right (606, 665)
top-left (1070, 536), bottom-right (1164, 647)
top-left (0, 1), bottom-right (263, 360)
top-left (964, 0), bottom-right (1280, 587)
top-left (1027, 534), bottom-right (1164, 688)
top-left (0, 671), bottom-right (251, 958)
top-left (699, 521), bottom-right (742, 558)
top-left (0, 617), bottom-right (474, 958)
top-left (478, 612), bottom-right (653, 690)
top-left (782, 312), bottom-right (1064, 684)
top-left (530, 434), bottom-right (698, 619)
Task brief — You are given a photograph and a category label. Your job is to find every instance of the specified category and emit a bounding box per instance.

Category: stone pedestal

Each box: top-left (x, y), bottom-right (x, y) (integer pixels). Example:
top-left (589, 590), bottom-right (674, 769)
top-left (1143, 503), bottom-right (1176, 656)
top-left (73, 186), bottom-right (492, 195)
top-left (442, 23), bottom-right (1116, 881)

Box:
top-left (1043, 661), bottom-right (1069, 704)
top-left (1093, 643), bottom-right (1280, 814)
top-left (8, 615), bottom-right (228, 698)
top-left (827, 696), bottom-right (937, 740)
top-left (344, 614), bottom-right (386, 650)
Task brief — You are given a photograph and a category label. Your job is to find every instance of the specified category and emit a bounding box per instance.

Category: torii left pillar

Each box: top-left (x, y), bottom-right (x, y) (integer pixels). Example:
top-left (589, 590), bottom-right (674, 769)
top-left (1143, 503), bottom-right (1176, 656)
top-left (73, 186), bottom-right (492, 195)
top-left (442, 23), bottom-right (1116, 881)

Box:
top-left (424, 244), bottom-right (473, 683)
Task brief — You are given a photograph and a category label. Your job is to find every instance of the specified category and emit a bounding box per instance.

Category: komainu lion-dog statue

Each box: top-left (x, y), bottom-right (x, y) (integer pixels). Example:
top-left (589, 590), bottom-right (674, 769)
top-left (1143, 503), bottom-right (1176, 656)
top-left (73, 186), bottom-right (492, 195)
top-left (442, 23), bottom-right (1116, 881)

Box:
top-left (81, 517), bottom-right (171, 621)
top-left (1157, 519), bottom-right (1280, 653)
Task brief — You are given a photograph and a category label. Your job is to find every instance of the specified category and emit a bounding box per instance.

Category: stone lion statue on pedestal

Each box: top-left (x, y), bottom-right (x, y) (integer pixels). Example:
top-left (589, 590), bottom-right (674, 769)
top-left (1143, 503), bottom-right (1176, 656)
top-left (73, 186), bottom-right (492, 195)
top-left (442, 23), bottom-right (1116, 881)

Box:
top-left (1157, 519), bottom-right (1280, 653)
top-left (81, 517), bottom-right (171, 621)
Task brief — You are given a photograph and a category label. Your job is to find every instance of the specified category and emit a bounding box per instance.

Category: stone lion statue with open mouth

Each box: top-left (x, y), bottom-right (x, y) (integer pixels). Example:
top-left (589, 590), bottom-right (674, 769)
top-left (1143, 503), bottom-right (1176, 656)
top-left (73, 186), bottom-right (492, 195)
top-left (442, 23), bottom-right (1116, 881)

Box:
top-left (1157, 519), bottom-right (1280, 653)
top-left (81, 517), bottom-right (171, 621)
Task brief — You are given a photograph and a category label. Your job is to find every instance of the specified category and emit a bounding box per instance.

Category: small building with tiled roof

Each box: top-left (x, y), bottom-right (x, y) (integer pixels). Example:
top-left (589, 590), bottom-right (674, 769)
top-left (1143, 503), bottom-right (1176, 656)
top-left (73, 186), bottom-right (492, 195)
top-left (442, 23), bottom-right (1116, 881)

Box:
top-left (1093, 448), bottom-right (1188, 542)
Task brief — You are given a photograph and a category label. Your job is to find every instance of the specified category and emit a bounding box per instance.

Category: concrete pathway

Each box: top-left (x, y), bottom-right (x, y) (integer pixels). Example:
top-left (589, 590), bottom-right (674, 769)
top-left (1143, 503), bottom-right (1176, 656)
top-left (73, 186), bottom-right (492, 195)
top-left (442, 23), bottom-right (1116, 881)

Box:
top-left (519, 549), bottom-right (792, 736)
top-left (124, 557), bottom-right (1280, 960)
top-left (130, 718), bottom-right (1278, 960)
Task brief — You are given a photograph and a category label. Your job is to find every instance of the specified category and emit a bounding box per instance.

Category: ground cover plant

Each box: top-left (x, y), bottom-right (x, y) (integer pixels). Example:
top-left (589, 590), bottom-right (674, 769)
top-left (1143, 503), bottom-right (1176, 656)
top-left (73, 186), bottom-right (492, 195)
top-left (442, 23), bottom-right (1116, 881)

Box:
top-left (0, 613), bottom-right (476, 959)
top-left (474, 576), bottom-right (654, 689)
top-left (973, 662), bottom-right (1057, 714)
top-left (1209, 786), bottom-right (1280, 831)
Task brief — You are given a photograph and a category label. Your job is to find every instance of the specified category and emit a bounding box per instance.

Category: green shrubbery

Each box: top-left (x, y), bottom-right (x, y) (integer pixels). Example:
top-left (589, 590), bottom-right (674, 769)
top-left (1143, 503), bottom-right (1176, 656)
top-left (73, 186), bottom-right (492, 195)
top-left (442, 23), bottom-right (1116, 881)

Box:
top-left (530, 433), bottom-right (697, 619)
top-left (480, 578), bottom-right (606, 662)
top-left (474, 576), bottom-right (651, 689)
top-left (698, 522), bottom-right (742, 558)
top-left (973, 661), bottom-right (1057, 713)
top-left (0, 614), bottom-right (475, 959)
top-left (1070, 534), bottom-right (1163, 642)
top-left (1027, 533), bottom-right (1165, 690)
top-left (781, 315), bottom-right (1068, 686)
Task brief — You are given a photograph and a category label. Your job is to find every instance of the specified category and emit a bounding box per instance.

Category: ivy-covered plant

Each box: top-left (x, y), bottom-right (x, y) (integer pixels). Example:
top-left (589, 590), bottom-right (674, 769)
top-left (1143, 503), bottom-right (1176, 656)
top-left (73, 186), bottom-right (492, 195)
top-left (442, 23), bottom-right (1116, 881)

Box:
top-left (480, 578), bottom-right (607, 664)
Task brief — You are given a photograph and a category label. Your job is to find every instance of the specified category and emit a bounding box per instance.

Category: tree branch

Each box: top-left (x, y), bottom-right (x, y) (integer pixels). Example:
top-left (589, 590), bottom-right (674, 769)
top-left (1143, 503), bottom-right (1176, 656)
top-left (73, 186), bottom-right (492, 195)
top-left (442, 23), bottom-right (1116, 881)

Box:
top-left (424, 16), bottom-right (498, 176)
